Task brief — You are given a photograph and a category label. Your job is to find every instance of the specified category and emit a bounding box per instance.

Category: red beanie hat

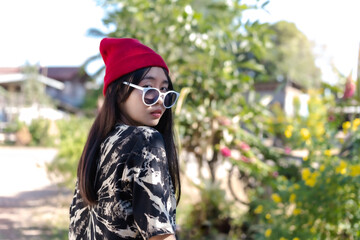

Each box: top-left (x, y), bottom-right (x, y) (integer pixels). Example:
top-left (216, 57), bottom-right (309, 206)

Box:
top-left (100, 38), bottom-right (169, 95)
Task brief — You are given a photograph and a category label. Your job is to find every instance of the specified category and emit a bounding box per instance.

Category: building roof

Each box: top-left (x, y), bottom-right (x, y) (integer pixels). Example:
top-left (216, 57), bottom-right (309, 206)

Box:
top-left (0, 67), bottom-right (22, 74)
top-left (0, 66), bottom-right (90, 83)
top-left (0, 73), bottom-right (64, 90)
top-left (39, 67), bottom-right (89, 82)
top-left (254, 80), bottom-right (304, 92)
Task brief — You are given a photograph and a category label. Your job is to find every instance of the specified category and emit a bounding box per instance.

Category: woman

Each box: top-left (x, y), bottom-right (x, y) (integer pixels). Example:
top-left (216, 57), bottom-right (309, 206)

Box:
top-left (69, 38), bottom-right (181, 240)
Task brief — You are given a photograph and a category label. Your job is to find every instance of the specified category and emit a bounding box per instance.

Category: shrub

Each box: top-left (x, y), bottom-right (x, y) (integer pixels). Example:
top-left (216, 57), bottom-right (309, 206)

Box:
top-left (28, 118), bottom-right (54, 146)
top-left (47, 117), bottom-right (93, 188)
top-left (178, 181), bottom-right (238, 239)
top-left (250, 92), bottom-right (360, 239)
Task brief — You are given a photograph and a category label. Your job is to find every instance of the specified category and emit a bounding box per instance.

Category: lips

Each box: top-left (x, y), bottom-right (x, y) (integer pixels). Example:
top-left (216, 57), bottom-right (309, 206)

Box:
top-left (150, 109), bottom-right (163, 118)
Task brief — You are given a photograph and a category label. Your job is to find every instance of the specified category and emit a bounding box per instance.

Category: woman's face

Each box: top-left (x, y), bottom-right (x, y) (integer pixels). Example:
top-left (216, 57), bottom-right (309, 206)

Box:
top-left (120, 67), bottom-right (169, 127)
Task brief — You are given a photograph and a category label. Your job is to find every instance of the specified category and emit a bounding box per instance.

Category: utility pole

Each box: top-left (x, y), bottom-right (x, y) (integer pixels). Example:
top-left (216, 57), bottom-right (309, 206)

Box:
top-left (357, 42), bottom-right (360, 101)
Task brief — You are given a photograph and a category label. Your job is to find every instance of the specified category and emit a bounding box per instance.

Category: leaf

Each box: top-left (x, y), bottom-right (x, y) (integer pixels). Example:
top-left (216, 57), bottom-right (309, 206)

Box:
top-left (87, 28), bottom-right (107, 37)
top-left (261, 0), bottom-right (270, 9)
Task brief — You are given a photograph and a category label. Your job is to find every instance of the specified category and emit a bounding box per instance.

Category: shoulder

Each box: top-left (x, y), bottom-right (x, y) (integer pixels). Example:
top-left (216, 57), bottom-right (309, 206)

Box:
top-left (135, 126), bottom-right (164, 147)
top-left (126, 125), bottom-right (164, 149)
top-left (111, 124), bottom-right (164, 149)
top-left (123, 126), bottom-right (167, 170)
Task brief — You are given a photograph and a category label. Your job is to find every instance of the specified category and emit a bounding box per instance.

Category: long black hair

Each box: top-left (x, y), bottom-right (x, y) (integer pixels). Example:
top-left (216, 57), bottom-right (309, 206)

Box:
top-left (77, 67), bottom-right (181, 206)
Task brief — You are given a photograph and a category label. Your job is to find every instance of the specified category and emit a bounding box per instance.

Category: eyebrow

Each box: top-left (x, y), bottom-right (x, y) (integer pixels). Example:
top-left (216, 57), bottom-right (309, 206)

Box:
top-left (142, 76), bottom-right (168, 84)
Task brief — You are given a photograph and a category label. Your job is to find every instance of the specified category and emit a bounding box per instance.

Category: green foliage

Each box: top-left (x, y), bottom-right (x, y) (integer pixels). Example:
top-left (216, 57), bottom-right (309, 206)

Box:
top-left (179, 181), bottom-right (237, 239)
top-left (28, 118), bottom-right (53, 146)
top-left (41, 0), bottom-right (360, 238)
top-left (281, 89), bottom-right (336, 151)
top-left (22, 64), bottom-right (54, 106)
top-left (256, 21), bottom-right (322, 88)
top-left (47, 117), bottom-right (93, 188)
top-left (87, 0), bottom-right (279, 238)
top-left (74, 1), bottom-right (356, 239)
top-left (80, 87), bottom-right (103, 117)
top-left (252, 153), bottom-right (360, 239)
top-left (90, 0), bottom-right (273, 179)
top-left (249, 92), bottom-right (360, 239)
top-left (3, 119), bottom-right (24, 133)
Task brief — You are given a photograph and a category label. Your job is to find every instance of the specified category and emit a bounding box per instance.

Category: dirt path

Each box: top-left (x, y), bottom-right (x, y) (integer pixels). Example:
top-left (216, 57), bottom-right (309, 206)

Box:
top-left (0, 147), bottom-right (73, 240)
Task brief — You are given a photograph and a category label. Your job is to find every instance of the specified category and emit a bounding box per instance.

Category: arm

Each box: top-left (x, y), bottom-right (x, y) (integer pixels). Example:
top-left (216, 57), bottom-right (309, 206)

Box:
top-left (149, 234), bottom-right (176, 240)
top-left (131, 129), bottom-right (177, 239)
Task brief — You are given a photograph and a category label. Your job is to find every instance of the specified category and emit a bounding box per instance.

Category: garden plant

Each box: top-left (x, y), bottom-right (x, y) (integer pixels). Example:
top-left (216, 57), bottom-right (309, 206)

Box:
top-left (41, 0), bottom-right (360, 239)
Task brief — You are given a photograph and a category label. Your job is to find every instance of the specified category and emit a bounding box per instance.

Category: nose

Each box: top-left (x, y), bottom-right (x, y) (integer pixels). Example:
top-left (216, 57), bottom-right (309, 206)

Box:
top-left (155, 93), bottom-right (165, 107)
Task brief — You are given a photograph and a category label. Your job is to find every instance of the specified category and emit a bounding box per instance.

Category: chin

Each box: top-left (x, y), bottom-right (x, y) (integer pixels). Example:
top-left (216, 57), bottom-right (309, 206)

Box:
top-left (147, 120), bottom-right (160, 127)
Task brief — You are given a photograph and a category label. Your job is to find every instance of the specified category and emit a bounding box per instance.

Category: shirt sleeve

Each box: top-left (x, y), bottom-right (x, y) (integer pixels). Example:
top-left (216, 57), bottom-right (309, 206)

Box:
top-left (131, 129), bottom-right (177, 239)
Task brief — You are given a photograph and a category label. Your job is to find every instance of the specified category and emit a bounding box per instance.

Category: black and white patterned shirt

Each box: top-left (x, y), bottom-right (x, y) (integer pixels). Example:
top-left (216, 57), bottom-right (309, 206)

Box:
top-left (69, 124), bottom-right (177, 240)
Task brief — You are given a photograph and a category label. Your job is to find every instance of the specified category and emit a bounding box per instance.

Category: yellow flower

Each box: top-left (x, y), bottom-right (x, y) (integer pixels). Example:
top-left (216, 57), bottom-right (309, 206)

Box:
top-left (352, 118), bottom-right (360, 131)
top-left (304, 171), bottom-right (318, 187)
top-left (301, 168), bottom-right (311, 181)
top-left (265, 213), bottom-right (271, 219)
top-left (293, 208), bottom-right (301, 215)
top-left (319, 164), bottom-right (325, 172)
top-left (310, 227), bottom-right (316, 233)
top-left (289, 193), bottom-right (296, 203)
top-left (293, 183), bottom-right (300, 189)
top-left (343, 121), bottom-right (351, 133)
top-left (349, 165), bottom-right (360, 177)
top-left (303, 155), bottom-right (308, 161)
top-left (265, 228), bottom-right (272, 237)
top-left (285, 129), bottom-right (292, 138)
top-left (315, 123), bottom-right (325, 137)
top-left (324, 149), bottom-right (332, 157)
top-left (272, 193), bottom-right (282, 203)
top-left (285, 125), bottom-right (293, 138)
top-left (300, 128), bottom-right (311, 140)
top-left (336, 160), bottom-right (347, 175)
top-left (293, 238), bottom-right (300, 240)
top-left (343, 121), bottom-right (351, 129)
top-left (305, 177), bottom-right (316, 187)
top-left (254, 205), bottom-right (263, 214)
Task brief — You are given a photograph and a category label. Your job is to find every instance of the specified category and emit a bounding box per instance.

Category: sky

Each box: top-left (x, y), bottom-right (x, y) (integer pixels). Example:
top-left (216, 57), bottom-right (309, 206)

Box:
top-left (0, 0), bottom-right (105, 71)
top-left (0, 0), bottom-right (359, 84)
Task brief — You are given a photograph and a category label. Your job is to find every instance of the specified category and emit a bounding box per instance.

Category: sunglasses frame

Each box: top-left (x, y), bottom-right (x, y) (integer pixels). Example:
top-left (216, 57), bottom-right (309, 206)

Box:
top-left (123, 81), bottom-right (179, 109)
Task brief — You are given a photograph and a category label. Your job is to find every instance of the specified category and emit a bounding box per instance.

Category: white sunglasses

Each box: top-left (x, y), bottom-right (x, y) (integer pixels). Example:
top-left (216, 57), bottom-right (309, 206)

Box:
top-left (123, 82), bottom-right (179, 109)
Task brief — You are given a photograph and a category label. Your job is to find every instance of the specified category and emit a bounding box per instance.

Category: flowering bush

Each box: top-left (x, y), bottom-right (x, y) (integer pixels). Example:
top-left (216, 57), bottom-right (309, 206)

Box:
top-left (252, 151), bottom-right (360, 239)
top-left (250, 91), bottom-right (360, 239)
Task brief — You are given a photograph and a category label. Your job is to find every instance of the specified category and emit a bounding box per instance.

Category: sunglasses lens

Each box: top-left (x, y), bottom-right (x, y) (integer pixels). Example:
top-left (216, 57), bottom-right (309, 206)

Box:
top-left (164, 92), bottom-right (178, 107)
top-left (144, 89), bottom-right (160, 105)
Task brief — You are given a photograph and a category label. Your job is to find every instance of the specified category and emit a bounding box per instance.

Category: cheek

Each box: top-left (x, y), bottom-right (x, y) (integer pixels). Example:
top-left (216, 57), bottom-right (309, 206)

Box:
top-left (127, 92), bottom-right (143, 107)
top-left (123, 94), bottom-right (146, 118)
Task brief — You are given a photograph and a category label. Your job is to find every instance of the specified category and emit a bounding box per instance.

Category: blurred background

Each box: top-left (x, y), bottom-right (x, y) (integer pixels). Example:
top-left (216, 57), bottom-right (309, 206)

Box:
top-left (0, 0), bottom-right (360, 239)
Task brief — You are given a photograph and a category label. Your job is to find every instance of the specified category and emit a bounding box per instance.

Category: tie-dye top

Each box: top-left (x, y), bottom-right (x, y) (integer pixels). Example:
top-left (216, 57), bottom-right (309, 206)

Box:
top-left (69, 124), bottom-right (177, 240)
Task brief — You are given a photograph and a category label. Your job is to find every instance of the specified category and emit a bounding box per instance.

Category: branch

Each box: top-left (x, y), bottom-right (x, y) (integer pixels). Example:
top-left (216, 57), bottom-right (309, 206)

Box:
top-left (228, 165), bottom-right (249, 206)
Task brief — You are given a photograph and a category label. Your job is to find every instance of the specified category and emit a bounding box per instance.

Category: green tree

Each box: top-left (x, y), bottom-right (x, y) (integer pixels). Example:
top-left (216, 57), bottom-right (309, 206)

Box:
top-left (256, 21), bottom-right (322, 88)
top-left (88, 0), bottom-right (272, 181)
top-left (22, 64), bottom-right (54, 106)
top-left (81, 0), bottom-right (278, 236)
